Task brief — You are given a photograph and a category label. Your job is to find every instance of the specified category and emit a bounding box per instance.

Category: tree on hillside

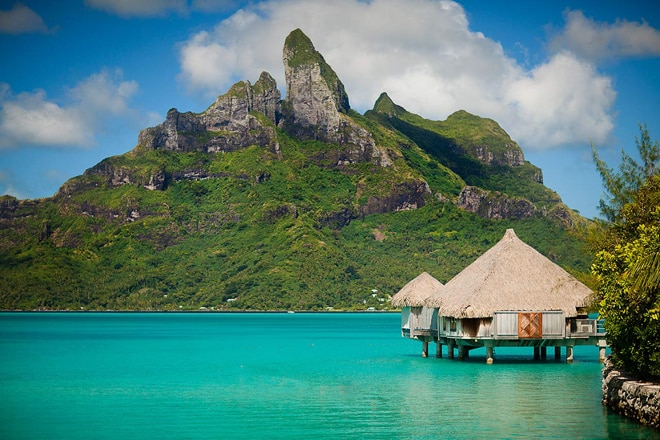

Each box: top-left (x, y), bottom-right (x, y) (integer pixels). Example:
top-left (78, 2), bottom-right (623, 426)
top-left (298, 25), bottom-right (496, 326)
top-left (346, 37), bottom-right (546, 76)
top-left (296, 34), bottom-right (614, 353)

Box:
top-left (591, 125), bottom-right (660, 380)
top-left (592, 123), bottom-right (660, 223)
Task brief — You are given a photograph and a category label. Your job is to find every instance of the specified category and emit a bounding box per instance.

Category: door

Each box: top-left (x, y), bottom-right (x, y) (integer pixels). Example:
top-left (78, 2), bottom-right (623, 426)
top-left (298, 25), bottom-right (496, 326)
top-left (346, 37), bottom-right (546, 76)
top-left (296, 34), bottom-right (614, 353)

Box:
top-left (518, 312), bottom-right (542, 338)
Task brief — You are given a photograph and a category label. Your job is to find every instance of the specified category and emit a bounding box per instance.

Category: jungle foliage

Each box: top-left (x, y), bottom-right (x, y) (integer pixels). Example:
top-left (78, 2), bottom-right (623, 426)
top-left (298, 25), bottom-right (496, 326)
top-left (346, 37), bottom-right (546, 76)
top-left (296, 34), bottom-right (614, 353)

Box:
top-left (591, 124), bottom-right (660, 379)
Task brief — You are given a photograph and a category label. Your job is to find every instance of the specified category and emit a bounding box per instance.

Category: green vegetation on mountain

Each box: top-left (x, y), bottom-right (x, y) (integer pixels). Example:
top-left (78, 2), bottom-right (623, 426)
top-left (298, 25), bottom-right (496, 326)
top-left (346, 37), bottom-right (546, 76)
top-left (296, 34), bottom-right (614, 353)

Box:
top-left (0, 29), bottom-right (593, 311)
top-left (367, 93), bottom-right (557, 206)
top-left (0, 116), bottom-right (591, 311)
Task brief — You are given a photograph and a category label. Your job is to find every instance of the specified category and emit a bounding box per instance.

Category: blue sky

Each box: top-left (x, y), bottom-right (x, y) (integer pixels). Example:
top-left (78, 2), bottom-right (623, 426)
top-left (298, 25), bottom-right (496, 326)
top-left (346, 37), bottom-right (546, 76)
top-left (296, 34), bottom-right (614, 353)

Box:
top-left (1, 0), bottom-right (659, 219)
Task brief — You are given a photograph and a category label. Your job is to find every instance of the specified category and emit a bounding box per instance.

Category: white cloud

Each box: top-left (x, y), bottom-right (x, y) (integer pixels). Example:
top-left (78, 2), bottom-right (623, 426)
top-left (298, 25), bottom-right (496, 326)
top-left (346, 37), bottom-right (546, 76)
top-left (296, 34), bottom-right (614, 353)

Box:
top-left (0, 3), bottom-right (49, 34)
top-left (549, 10), bottom-right (660, 62)
top-left (0, 87), bottom-right (92, 148)
top-left (84, 0), bottom-right (236, 17)
top-left (68, 69), bottom-right (139, 115)
top-left (179, 31), bottom-right (239, 90)
top-left (0, 70), bottom-right (140, 149)
top-left (177, 0), bottom-right (617, 150)
top-left (84, 0), bottom-right (188, 17)
top-left (503, 52), bottom-right (615, 147)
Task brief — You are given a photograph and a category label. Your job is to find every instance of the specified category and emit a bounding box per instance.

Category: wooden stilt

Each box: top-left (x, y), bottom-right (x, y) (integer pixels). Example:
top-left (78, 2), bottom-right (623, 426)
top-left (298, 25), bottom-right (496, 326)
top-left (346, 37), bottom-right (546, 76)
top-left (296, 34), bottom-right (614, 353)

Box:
top-left (534, 346), bottom-right (540, 360)
top-left (436, 342), bottom-right (443, 358)
top-left (554, 346), bottom-right (561, 360)
top-left (422, 340), bottom-right (429, 358)
top-left (458, 345), bottom-right (465, 360)
top-left (566, 346), bottom-right (574, 363)
top-left (448, 341), bottom-right (455, 359)
top-left (541, 347), bottom-right (547, 359)
top-left (486, 346), bottom-right (494, 364)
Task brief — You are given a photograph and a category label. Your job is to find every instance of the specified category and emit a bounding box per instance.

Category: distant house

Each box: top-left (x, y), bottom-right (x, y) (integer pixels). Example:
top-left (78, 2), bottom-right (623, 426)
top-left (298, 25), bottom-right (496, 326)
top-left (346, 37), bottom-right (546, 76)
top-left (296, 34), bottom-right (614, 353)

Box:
top-left (398, 229), bottom-right (607, 363)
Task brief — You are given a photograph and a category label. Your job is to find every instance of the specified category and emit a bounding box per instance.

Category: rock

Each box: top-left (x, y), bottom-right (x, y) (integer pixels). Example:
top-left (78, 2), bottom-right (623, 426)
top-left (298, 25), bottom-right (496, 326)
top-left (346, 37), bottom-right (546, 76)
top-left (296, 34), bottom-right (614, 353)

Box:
top-left (261, 203), bottom-right (298, 223)
top-left (0, 195), bottom-right (25, 219)
top-left (255, 171), bottom-right (271, 184)
top-left (360, 181), bottom-right (431, 217)
top-left (39, 219), bottom-right (51, 242)
top-left (250, 72), bottom-right (281, 123)
top-left (134, 29), bottom-right (392, 170)
top-left (547, 204), bottom-right (575, 228)
top-left (282, 28), bottom-right (348, 131)
top-left (316, 207), bottom-right (354, 229)
top-left (82, 159), bottom-right (167, 191)
top-left (203, 71), bottom-right (281, 127)
top-left (602, 357), bottom-right (660, 430)
top-left (144, 170), bottom-right (167, 191)
top-left (456, 186), bottom-right (536, 220)
top-left (137, 72), bottom-right (280, 154)
top-left (170, 169), bottom-right (248, 182)
top-left (280, 29), bottom-right (392, 168)
top-left (472, 144), bottom-right (525, 167)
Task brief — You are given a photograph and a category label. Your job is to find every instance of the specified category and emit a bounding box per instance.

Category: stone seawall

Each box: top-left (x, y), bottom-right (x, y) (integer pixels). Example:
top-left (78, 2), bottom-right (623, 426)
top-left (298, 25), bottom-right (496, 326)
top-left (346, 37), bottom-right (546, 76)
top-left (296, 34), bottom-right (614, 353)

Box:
top-left (602, 357), bottom-right (660, 430)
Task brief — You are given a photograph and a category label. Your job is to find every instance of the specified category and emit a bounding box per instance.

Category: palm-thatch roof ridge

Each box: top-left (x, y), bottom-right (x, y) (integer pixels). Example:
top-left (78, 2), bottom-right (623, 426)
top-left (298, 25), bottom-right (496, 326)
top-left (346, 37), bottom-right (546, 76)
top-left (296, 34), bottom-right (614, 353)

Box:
top-left (392, 272), bottom-right (444, 307)
top-left (437, 229), bottom-right (593, 319)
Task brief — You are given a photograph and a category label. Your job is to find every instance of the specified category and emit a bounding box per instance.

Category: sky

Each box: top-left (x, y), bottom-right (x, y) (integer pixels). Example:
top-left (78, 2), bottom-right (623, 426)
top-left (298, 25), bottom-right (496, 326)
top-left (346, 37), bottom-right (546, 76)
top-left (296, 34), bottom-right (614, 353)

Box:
top-left (1, 0), bottom-right (659, 219)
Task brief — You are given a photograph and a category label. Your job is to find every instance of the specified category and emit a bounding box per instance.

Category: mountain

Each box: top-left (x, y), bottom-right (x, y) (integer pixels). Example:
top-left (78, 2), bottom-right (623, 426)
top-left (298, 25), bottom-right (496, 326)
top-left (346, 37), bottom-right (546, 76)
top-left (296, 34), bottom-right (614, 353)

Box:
top-left (0, 29), bottom-right (592, 311)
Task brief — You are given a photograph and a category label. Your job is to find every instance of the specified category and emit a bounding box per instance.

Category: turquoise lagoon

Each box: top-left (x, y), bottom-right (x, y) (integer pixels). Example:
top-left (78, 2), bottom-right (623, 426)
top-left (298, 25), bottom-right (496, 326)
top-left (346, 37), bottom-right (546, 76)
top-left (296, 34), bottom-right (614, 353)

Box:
top-left (1, 312), bottom-right (657, 439)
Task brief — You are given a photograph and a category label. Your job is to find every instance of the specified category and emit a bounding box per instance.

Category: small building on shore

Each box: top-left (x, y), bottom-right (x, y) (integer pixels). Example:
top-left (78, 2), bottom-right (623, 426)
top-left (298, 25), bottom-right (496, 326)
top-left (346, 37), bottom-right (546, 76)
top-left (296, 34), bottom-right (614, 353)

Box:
top-left (398, 229), bottom-right (607, 363)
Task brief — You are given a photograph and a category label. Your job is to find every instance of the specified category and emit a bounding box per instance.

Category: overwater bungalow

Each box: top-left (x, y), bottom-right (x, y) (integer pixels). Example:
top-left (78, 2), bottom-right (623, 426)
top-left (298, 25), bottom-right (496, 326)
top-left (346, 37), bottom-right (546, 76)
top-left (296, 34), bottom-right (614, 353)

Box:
top-left (399, 229), bottom-right (607, 363)
top-left (391, 272), bottom-right (442, 357)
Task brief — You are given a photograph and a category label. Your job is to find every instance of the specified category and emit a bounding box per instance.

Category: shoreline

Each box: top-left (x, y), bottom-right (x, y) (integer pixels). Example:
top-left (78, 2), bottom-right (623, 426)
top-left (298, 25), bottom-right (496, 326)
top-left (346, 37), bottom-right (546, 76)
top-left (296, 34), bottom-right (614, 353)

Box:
top-left (602, 357), bottom-right (660, 430)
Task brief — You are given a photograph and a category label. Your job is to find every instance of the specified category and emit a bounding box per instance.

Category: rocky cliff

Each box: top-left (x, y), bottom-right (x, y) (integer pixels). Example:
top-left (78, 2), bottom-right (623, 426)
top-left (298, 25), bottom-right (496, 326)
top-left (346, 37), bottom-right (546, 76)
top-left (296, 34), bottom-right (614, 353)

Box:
top-left (133, 29), bottom-right (391, 171)
top-left (456, 186), bottom-right (536, 220)
top-left (137, 72), bottom-right (281, 155)
top-left (280, 29), bottom-right (391, 168)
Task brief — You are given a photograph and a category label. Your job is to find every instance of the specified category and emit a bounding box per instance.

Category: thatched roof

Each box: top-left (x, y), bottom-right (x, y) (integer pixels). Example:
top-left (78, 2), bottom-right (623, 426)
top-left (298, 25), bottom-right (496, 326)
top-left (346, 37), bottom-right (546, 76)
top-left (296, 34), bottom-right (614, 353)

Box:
top-left (424, 281), bottom-right (453, 308)
top-left (436, 229), bottom-right (593, 319)
top-left (392, 272), bottom-right (444, 307)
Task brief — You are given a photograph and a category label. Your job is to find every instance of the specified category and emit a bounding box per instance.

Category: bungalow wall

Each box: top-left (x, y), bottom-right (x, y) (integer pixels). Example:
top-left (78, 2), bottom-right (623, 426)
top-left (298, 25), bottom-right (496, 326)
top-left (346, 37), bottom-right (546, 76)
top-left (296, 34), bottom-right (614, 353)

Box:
top-left (430, 308), bottom-right (439, 333)
top-left (434, 311), bottom-right (568, 339)
top-left (401, 306), bottom-right (434, 338)
top-left (401, 306), bottom-right (411, 331)
top-left (461, 318), bottom-right (492, 338)
top-left (437, 316), bottom-right (492, 338)
top-left (437, 316), bottom-right (453, 336)
top-left (492, 311), bottom-right (566, 339)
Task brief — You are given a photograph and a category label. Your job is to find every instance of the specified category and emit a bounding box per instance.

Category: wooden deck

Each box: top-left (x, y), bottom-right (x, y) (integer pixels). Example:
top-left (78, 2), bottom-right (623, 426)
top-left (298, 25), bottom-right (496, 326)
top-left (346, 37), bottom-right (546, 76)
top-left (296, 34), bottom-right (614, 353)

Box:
top-left (402, 309), bottom-right (608, 362)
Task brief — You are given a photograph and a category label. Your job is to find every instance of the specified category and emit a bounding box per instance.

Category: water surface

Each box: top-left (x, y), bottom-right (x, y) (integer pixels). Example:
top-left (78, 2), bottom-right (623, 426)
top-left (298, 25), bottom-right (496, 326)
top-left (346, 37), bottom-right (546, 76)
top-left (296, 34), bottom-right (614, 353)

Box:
top-left (0, 313), bottom-right (657, 439)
